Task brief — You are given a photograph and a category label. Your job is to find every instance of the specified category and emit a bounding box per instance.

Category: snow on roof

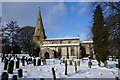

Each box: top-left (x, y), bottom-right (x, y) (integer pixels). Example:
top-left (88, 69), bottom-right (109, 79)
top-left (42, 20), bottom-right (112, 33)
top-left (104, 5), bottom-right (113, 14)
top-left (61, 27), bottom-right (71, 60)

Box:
top-left (42, 43), bottom-right (80, 47)
top-left (81, 41), bottom-right (93, 43)
top-left (44, 37), bottom-right (79, 40)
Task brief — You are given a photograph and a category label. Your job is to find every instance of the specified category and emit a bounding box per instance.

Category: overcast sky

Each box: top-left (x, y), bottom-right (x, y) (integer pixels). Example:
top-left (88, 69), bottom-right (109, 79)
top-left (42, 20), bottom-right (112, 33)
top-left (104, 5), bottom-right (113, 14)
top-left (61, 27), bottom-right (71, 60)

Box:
top-left (2, 2), bottom-right (93, 41)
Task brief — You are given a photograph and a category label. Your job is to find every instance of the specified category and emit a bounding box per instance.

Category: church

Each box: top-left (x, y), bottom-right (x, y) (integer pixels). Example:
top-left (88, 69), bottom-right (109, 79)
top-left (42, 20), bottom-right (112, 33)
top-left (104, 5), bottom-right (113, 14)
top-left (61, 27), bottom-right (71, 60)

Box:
top-left (33, 10), bottom-right (94, 59)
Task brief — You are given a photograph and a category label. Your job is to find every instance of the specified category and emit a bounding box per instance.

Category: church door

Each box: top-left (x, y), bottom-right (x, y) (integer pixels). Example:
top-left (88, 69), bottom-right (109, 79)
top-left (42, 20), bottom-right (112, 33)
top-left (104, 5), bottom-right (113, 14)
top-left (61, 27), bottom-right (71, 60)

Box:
top-left (45, 52), bottom-right (49, 59)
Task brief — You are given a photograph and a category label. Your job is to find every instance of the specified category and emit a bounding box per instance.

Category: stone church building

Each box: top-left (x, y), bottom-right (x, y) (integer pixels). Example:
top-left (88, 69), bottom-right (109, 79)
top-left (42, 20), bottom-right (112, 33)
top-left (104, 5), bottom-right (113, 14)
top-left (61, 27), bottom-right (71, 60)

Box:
top-left (33, 10), bottom-right (93, 59)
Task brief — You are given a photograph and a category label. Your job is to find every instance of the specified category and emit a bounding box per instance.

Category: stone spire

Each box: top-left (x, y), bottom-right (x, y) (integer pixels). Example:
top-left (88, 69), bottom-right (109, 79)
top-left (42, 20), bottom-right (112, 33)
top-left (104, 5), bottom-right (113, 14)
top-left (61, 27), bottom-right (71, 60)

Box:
top-left (33, 9), bottom-right (46, 42)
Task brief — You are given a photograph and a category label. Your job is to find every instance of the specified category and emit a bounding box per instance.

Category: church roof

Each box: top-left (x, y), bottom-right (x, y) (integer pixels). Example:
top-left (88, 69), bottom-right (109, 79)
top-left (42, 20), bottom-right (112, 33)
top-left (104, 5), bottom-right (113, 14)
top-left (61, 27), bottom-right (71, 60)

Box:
top-left (81, 41), bottom-right (93, 43)
top-left (42, 43), bottom-right (80, 47)
top-left (44, 37), bottom-right (80, 41)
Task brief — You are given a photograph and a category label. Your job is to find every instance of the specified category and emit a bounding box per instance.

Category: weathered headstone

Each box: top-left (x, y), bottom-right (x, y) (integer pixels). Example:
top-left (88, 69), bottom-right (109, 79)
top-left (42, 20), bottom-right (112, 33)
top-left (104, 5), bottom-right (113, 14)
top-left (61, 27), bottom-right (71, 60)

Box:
top-left (28, 58), bottom-right (32, 64)
top-left (4, 59), bottom-right (8, 70)
top-left (88, 61), bottom-right (92, 68)
top-left (37, 59), bottom-right (41, 66)
top-left (33, 58), bottom-right (36, 66)
top-left (65, 60), bottom-right (67, 75)
top-left (16, 60), bottom-right (19, 69)
top-left (52, 67), bottom-right (56, 80)
top-left (1, 72), bottom-right (8, 80)
top-left (74, 61), bottom-right (77, 73)
top-left (8, 60), bottom-right (14, 74)
top-left (104, 61), bottom-right (108, 68)
top-left (21, 56), bottom-right (25, 66)
top-left (18, 69), bottom-right (23, 78)
top-left (12, 75), bottom-right (17, 80)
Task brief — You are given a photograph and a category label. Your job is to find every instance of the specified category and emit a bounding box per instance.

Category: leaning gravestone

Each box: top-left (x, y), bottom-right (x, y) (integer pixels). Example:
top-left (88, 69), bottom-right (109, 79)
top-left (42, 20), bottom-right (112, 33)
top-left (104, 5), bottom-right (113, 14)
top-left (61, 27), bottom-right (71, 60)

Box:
top-left (8, 60), bottom-right (14, 74)
top-left (4, 59), bottom-right (8, 70)
top-left (1, 72), bottom-right (8, 80)
top-left (33, 58), bottom-right (36, 66)
top-left (16, 60), bottom-right (19, 69)
top-left (37, 59), bottom-right (41, 66)
top-left (18, 69), bottom-right (23, 78)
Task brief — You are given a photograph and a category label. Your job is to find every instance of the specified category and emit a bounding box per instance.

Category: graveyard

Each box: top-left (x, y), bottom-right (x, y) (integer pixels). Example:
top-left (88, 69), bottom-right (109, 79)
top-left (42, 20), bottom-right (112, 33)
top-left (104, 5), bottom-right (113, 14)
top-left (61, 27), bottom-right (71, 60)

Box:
top-left (0, 54), bottom-right (119, 79)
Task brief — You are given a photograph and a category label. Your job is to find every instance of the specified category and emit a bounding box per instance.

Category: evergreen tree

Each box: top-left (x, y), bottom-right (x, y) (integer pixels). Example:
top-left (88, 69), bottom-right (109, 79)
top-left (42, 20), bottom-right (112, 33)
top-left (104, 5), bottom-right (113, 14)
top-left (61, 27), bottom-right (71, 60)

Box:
top-left (16, 26), bottom-right (35, 54)
top-left (92, 5), bottom-right (109, 62)
top-left (3, 21), bottom-right (20, 54)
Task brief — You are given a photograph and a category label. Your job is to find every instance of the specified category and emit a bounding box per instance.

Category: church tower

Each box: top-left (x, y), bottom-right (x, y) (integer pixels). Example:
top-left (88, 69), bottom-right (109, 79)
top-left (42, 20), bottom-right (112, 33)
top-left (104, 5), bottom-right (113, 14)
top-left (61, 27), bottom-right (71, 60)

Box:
top-left (33, 10), bottom-right (46, 43)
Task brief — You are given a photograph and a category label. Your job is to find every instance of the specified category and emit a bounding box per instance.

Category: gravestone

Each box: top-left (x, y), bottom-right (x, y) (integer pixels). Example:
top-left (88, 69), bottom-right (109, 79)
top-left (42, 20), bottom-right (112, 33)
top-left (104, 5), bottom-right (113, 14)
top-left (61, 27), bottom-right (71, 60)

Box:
top-left (98, 61), bottom-right (101, 67)
top-left (7, 60), bottom-right (14, 74)
top-left (40, 78), bottom-right (45, 80)
top-left (28, 58), bottom-right (32, 64)
top-left (88, 61), bottom-right (92, 68)
top-left (33, 58), bottom-right (36, 66)
top-left (1, 56), bottom-right (4, 62)
top-left (104, 61), bottom-right (108, 68)
top-left (4, 59), bottom-right (8, 70)
top-left (65, 60), bottom-right (67, 75)
top-left (1, 72), bottom-right (8, 80)
top-left (18, 69), bottom-right (23, 78)
top-left (37, 59), bottom-right (41, 66)
top-left (74, 61), bottom-right (77, 73)
top-left (52, 67), bottom-right (56, 80)
top-left (26, 57), bottom-right (28, 64)
top-left (16, 60), bottom-right (19, 69)
top-left (21, 56), bottom-right (25, 66)
top-left (12, 75), bottom-right (17, 80)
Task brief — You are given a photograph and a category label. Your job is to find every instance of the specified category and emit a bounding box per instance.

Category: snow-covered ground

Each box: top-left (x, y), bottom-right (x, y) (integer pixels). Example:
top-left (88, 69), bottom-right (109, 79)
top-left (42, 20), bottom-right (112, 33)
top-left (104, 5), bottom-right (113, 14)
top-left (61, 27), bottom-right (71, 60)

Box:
top-left (0, 54), bottom-right (119, 78)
